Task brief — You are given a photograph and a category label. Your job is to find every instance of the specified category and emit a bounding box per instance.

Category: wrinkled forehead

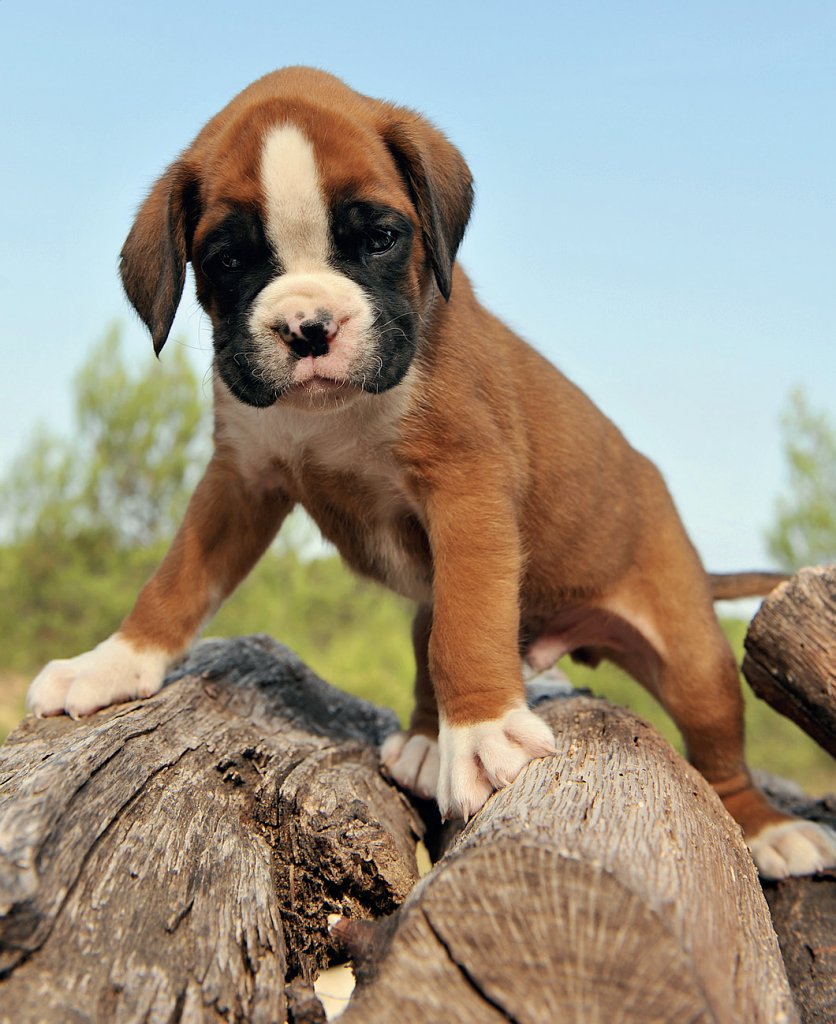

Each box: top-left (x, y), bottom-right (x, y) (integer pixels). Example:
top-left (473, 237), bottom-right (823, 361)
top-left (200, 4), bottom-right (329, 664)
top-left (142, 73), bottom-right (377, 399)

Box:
top-left (194, 102), bottom-right (415, 251)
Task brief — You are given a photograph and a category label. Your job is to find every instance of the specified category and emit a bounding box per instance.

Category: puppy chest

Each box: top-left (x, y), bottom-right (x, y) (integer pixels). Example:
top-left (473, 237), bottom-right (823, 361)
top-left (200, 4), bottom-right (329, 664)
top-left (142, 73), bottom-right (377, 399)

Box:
top-left (296, 461), bottom-right (433, 601)
top-left (223, 392), bottom-right (432, 599)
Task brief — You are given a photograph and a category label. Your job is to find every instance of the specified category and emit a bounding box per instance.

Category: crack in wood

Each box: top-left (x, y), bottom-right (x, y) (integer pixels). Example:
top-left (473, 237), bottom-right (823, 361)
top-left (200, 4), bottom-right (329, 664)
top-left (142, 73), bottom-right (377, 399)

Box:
top-left (420, 905), bottom-right (521, 1024)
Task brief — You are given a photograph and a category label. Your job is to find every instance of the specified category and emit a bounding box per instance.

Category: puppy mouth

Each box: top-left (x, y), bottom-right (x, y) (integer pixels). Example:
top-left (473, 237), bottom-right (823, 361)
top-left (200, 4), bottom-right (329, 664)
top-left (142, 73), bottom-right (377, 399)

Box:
top-left (274, 356), bottom-right (368, 408)
top-left (296, 377), bottom-right (350, 393)
top-left (290, 357), bottom-right (359, 393)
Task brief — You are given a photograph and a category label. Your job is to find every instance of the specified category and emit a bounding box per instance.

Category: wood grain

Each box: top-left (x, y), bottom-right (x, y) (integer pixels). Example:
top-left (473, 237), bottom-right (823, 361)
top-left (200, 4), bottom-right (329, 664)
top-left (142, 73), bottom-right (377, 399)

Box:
top-left (2, 637), bottom-right (826, 1023)
top-left (754, 777), bottom-right (836, 1024)
top-left (342, 697), bottom-right (798, 1024)
top-left (0, 636), bottom-right (421, 1024)
top-left (742, 565), bottom-right (836, 755)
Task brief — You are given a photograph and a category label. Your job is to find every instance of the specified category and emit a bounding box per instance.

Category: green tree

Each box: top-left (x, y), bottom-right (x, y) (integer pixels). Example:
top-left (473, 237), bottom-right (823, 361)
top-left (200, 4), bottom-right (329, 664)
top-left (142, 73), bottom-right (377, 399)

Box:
top-left (766, 389), bottom-right (836, 570)
top-left (3, 325), bottom-right (209, 548)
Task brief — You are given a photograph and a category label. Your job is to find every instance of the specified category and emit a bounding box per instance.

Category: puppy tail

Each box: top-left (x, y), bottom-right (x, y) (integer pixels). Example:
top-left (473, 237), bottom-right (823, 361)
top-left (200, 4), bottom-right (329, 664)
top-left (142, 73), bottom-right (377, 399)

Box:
top-left (708, 571), bottom-right (790, 601)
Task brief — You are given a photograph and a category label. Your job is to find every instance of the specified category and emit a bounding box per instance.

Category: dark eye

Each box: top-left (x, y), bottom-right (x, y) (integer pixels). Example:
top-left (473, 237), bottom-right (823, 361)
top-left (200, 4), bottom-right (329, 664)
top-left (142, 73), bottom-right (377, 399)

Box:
top-left (219, 251), bottom-right (242, 271)
top-left (200, 248), bottom-right (244, 278)
top-left (365, 227), bottom-right (397, 255)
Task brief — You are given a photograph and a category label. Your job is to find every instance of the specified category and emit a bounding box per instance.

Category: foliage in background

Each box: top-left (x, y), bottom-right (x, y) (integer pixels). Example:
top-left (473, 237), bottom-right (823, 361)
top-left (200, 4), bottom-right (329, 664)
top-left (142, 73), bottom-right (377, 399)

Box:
top-left (2, 326), bottom-right (208, 548)
top-left (1, 331), bottom-right (833, 793)
top-left (766, 389), bottom-right (836, 570)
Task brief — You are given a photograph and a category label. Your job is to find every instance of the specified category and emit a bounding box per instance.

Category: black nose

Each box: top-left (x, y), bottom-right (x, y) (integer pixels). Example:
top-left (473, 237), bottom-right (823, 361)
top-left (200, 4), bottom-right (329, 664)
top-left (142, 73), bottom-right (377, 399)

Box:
top-left (283, 319), bottom-right (331, 359)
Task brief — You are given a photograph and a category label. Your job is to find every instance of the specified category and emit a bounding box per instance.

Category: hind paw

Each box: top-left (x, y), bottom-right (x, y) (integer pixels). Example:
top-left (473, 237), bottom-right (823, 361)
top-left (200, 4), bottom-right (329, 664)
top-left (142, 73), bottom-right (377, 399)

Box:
top-left (748, 819), bottom-right (836, 879)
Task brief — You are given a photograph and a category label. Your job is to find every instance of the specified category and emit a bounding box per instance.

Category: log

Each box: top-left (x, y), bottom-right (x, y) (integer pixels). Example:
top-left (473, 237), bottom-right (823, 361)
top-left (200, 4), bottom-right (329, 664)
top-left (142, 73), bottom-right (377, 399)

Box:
top-left (339, 696), bottom-right (798, 1024)
top-left (741, 566), bottom-right (836, 1022)
top-left (755, 776), bottom-right (836, 1024)
top-left (0, 637), bottom-right (824, 1023)
top-left (764, 878), bottom-right (836, 1024)
top-left (0, 636), bottom-right (422, 1024)
top-left (742, 565), bottom-right (836, 756)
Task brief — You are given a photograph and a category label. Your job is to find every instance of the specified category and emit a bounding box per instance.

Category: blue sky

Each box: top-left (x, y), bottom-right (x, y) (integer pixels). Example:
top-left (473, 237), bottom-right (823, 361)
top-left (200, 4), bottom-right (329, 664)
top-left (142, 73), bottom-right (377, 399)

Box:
top-left (2, 2), bottom-right (834, 572)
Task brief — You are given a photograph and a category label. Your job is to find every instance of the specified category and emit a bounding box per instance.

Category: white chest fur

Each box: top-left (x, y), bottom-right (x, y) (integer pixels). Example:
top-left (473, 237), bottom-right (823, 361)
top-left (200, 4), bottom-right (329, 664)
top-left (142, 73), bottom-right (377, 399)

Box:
top-left (216, 377), bottom-right (432, 603)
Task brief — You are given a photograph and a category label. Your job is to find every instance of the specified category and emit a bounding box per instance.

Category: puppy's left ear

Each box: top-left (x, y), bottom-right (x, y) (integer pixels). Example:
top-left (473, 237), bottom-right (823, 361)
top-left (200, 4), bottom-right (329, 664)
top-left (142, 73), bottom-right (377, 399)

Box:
top-left (120, 161), bottom-right (200, 355)
top-left (380, 109), bottom-right (474, 300)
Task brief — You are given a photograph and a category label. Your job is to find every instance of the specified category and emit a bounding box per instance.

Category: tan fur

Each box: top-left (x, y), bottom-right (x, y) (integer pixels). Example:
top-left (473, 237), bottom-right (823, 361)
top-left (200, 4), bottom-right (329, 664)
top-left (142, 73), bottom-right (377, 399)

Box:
top-left (59, 69), bottom-right (812, 846)
top-left (120, 446), bottom-right (292, 654)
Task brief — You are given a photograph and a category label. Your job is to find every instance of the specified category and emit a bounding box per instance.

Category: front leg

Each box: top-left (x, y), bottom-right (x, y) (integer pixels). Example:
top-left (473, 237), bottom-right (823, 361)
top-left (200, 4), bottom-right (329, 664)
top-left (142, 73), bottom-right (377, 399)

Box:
top-left (423, 484), bottom-right (555, 820)
top-left (27, 454), bottom-right (292, 718)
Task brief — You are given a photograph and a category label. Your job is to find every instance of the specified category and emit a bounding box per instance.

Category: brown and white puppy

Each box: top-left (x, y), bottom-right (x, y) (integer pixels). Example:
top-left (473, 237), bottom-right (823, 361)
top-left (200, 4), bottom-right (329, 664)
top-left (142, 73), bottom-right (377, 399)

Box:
top-left (27, 68), bottom-right (834, 879)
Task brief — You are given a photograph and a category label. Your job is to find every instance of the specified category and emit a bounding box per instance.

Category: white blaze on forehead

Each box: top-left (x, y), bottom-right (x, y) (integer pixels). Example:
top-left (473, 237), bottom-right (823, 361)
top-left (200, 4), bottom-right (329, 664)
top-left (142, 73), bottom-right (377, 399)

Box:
top-left (260, 123), bottom-right (332, 271)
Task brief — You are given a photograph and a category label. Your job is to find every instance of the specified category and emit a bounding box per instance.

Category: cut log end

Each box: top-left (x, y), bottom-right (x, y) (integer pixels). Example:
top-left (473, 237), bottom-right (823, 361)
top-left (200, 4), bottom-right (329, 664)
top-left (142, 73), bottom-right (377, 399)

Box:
top-left (342, 844), bottom-right (718, 1024)
top-left (742, 565), bottom-right (836, 756)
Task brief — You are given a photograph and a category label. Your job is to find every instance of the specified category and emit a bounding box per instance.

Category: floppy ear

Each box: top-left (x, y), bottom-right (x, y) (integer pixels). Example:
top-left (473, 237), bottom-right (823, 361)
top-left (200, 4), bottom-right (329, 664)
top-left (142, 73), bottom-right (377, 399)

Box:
top-left (381, 111), bottom-right (474, 300)
top-left (119, 162), bottom-right (200, 355)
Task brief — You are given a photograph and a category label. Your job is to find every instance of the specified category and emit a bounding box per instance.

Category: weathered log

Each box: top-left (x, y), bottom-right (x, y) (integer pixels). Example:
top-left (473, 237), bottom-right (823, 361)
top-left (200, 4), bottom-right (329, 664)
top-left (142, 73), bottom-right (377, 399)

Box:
top-left (764, 877), bottom-right (836, 1024)
top-left (754, 777), bottom-right (836, 1024)
top-left (1, 636), bottom-right (827, 1023)
top-left (742, 565), bottom-right (836, 756)
top-left (741, 566), bottom-right (836, 1023)
top-left (340, 696), bottom-right (798, 1024)
top-left (0, 637), bottom-right (422, 1024)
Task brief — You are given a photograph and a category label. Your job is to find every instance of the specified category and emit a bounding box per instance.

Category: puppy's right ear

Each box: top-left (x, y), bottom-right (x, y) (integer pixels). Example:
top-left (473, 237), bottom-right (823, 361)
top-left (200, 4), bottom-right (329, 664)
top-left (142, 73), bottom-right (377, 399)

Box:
top-left (120, 162), bottom-right (200, 355)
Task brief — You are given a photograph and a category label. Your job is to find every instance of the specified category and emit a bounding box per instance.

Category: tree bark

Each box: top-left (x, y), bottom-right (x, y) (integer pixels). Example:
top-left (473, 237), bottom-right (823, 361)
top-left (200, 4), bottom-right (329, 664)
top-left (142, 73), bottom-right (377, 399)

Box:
top-left (742, 565), bottom-right (836, 756)
top-left (763, 877), bottom-right (836, 1024)
top-left (740, 567), bottom-right (836, 1022)
top-left (339, 695), bottom-right (798, 1024)
top-left (753, 777), bottom-right (836, 1024)
top-left (0, 636), bottom-right (422, 1024)
top-left (1, 636), bottom-right (826, 1023)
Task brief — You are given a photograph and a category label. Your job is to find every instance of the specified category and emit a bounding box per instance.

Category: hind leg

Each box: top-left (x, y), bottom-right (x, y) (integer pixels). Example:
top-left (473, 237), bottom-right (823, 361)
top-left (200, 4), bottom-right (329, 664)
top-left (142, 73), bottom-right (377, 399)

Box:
top-left (380, 604), bottom-right (441, 799)
top-left (598, 571), bottom-right (836, 879)
top-left (657, 630), bottom-right (835, 878)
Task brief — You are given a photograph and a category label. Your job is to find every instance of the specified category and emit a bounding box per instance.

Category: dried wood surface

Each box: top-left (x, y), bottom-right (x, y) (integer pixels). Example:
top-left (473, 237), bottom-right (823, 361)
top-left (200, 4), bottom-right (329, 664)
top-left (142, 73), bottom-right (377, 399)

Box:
top-left (742, 565), bottom-right (836, 756)
top-left (764, 877), bottom-right (836, 1024)
top-left (1, 636), bottom-right (826, 1023)
top-left (0, 636), bottom-right (422, 1024)
top-left (741, 566), bottom-right (836, 1022)
top-left (340, 696), bottom-right (798, 1024)
top-left (755, 777), bottom-right (836, 1024)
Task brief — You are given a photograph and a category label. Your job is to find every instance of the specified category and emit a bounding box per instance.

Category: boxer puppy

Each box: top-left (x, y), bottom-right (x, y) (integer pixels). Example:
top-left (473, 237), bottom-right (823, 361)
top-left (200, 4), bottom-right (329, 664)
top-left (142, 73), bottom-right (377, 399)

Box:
top-left (27, 67), bottom-right (834, 879)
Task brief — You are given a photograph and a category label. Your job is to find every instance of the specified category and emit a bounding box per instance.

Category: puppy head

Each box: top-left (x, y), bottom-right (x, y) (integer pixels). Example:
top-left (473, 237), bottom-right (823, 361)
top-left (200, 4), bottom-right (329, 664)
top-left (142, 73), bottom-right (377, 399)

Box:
top-left (120, 68), bottom-right (473, 409)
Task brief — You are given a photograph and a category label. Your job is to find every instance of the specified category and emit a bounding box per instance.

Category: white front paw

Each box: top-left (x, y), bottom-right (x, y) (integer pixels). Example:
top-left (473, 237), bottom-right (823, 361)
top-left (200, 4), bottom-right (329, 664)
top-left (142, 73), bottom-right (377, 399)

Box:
top-left (437, 704), bottom-right (556, 821)
top-left (26, 634), bottom-right (171, 719)
top-left (380, 731), bottom-right (440, 799)
top-left (748, 819), bottom-right (836, 879)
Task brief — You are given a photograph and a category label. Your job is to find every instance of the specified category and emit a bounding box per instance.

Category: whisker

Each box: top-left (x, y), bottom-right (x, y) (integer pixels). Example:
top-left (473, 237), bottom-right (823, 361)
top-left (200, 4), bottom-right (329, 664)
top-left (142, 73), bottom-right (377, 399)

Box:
top-left (374, 310), bottom-right (420, 331)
